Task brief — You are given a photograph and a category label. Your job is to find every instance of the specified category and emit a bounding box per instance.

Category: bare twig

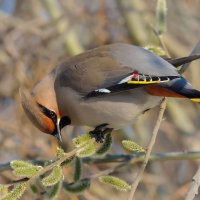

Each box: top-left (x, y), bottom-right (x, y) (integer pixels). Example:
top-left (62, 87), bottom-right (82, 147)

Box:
top-left (2, 151), bottom-right (200, 172)
top-left (128, 98), bottom-right (167, 200)
top-left (185, 166), bottom-right (200, 200)
top-left (90, 163), bottom-right (126, 179)
top-left (88, 151), bottom-right (200, 164)
top-left (0, 12), bottom-right (44, 36)
top-left (180, 40), bottom-right (200, 74)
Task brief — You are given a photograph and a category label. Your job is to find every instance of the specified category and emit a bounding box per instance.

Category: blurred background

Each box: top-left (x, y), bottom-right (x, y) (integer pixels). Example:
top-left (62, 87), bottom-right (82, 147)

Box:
top-left (0, 0), bottom-right (200, 199)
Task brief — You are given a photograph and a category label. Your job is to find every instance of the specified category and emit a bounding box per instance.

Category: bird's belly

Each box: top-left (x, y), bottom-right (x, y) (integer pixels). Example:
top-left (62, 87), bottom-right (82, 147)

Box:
top-left (58, 88), bottom-right (162, 129)
top-left (77, 101), bottom-right (145, 128)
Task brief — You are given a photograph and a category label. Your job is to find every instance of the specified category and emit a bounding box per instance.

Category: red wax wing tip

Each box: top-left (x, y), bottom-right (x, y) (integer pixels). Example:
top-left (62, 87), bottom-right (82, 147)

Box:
top-left (131, 73), bottom-right (139, 79)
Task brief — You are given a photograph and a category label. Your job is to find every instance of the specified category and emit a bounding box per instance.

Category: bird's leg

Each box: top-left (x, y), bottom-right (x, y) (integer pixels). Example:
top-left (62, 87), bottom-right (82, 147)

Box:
top-left (89, 123), bottom-right (113, 143)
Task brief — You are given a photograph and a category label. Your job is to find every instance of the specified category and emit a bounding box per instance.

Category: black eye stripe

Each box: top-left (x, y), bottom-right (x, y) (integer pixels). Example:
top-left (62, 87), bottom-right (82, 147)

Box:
top-left (37, 103), bottom-right (46, 114)
top-left (37, 103), bottom-right (71, 130)
top-left (37, 103), bottom-right (57, 122)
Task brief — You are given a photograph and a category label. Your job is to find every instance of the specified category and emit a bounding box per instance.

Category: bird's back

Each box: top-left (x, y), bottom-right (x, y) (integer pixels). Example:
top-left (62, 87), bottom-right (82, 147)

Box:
top-left (55, 43), bottom-right (179, 95)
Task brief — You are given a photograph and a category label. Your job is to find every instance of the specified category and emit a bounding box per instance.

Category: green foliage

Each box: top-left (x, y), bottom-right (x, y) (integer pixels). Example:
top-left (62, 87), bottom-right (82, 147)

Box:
top-left (56, 147), bottom-right (75, 167)
top-left (63, 179), bottom-right (91, 194)
top-left (72, 133), bottom-right (92, 147)
top-left (0, 185), bottom-right (9, 197)
top-left (144, 45), bottom-right (166, 56)
top-left (10, 160), bottom-right (41, 170)
top-left (156, 0), bottom-right (167, 35)
top-left (122, 140), bottom-right (146, 153)
top-left (96, 133), bottom-right (112, 155)
top-left (73, 157), bottom-right (82, 182)
top-left (56, 147), bottom-right (66, 158)
top-left (60, 156), bottom-right (75, 167)
top-left (77, 141), bottom-right (96, 158)
top-left (1, 183), bottom-right (27, 200)
top-left (47, 180), bottom-right (63, 200)
top-left (13, 167), bottom-right (39, 178)
top-left (30, 184), bottom-right (39, 194)
top-left (41, 166), bottom-right (63, 187)
top-left (11, 160), bottom-right (42, 178)
top-left (99, 176), bottom-right (131, 192)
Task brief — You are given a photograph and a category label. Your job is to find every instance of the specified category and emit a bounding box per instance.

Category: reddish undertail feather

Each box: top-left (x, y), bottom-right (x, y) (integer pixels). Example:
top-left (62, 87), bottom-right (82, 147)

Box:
top-left (146, 85), bottom-right (184, 98)
top-left (146, 85), bottom-right (200, 102)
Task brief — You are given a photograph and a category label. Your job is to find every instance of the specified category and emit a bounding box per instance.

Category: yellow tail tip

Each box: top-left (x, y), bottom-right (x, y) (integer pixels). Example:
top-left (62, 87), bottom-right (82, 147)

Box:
top-left (191, 98), bottom-right (200, 102)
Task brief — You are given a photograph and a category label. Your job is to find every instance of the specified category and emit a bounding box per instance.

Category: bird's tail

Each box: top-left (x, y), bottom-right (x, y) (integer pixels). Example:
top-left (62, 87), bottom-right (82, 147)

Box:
top-left (146, 77), bottom-right (200, 102)
top-left (175, 88), bottom-right (200, 102)
top-left (165, 54), bottom-right (200, 67)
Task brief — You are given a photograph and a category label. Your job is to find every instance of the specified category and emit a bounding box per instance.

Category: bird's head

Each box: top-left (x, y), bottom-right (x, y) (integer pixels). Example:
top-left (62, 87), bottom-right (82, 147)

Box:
top-left (19, 88), bottom-right (71, 142)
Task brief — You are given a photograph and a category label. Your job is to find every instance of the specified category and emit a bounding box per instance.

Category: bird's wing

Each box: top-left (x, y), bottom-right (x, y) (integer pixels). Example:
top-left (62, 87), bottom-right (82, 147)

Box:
top-left (56, 43), bottom-right (180, 96)
top-left (55, 43), bottom-right (200, 101)
top-left (85, 73), bottom-right (200, 103)
top-left (55, 50), bottom-right (135, 95)
top-left (85, 73), bottom-right (180, 98)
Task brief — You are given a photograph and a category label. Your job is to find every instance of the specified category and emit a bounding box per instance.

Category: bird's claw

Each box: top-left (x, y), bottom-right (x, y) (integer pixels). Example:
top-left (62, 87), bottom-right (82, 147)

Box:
top-left (89, 124), bottom-right (112, 143)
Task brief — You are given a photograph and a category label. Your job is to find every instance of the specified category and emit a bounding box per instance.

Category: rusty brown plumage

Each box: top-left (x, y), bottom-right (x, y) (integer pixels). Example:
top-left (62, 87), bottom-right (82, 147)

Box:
top-left (19, 88), bottom-right (55, 134)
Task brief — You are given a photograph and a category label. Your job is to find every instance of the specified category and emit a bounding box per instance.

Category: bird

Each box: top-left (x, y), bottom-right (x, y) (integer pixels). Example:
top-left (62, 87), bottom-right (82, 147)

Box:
top-left (19, 43), bottom-right (200, 143)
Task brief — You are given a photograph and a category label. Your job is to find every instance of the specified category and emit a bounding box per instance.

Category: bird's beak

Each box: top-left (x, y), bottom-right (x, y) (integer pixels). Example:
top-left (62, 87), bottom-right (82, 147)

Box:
top-left (53, 119), bottom-right (62, 143)
top-left (53, 116), bottom-right (71, 143)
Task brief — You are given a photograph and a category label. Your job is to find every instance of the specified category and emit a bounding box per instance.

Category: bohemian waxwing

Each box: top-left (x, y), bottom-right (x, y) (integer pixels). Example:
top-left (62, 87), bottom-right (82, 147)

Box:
top-left (20, 43), bottom-right (200, 142)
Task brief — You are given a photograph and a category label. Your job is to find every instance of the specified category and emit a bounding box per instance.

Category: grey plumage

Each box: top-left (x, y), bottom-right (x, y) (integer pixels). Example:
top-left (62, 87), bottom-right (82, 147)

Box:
top-left (20, 43), bottom-right (200, 139)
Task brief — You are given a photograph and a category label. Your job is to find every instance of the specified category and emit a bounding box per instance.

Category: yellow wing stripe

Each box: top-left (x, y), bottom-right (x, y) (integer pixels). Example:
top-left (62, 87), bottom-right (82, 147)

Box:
top-left (127, 79), bottom-right (170, 84)
top-left (127, 80), bottom-right (159, 84)
top-left (191, 98), bottom-right (200, 102)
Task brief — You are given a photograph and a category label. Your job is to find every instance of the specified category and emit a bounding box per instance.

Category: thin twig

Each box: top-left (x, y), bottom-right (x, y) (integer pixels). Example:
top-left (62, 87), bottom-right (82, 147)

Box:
top-left (180, 40), bottom-right (200, 74)
top-left (2, 151), bottom-right (200, 172)
top-left (85, 151), bottom-right (200, 164)
top-left (1, 149), bottom-right (78, 186)
top-left (89, 163), bottom-right (126, 179)
top-left (128, 98), bottom-right (167, 200)
top-left (158, 35), bottom-right (170, 57)
top-left (185, 166), bottom-right (200, 200)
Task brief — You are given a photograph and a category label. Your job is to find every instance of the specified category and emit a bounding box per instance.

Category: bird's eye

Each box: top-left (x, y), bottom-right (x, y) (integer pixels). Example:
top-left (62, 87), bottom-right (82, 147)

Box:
top-left (37, 103), bottom-right (57, 122)
top-left (50, 111), bottom-right (56, 119)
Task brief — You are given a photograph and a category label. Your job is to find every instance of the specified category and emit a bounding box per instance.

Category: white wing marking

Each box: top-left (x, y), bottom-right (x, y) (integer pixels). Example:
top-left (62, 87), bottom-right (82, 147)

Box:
top-left (95, 88), bottom-right (111, 93)
top-left (118, 75), bottom-right (132, 84)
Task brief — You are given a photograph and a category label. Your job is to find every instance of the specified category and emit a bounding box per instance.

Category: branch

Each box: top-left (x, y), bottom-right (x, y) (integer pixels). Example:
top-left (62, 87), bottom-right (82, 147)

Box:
top-left (2, 151), bottom-right (200, 172)
top-left (180, 40), bottom-right (200, 74)
top-left (128, 98), bottom-right (167, 200)
top-left (0, 149), bottom-right (78, 186)
top-left (89, 163), bottom-right (126, 179)
top-left (85, 151), bottom-right (200, 164)
top-left (185, 166), bottom-right (200, 200)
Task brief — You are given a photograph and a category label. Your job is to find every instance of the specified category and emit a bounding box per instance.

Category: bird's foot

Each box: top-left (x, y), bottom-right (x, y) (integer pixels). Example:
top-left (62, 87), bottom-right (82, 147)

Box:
top-left (89, 124), bottom-right (113, 143)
